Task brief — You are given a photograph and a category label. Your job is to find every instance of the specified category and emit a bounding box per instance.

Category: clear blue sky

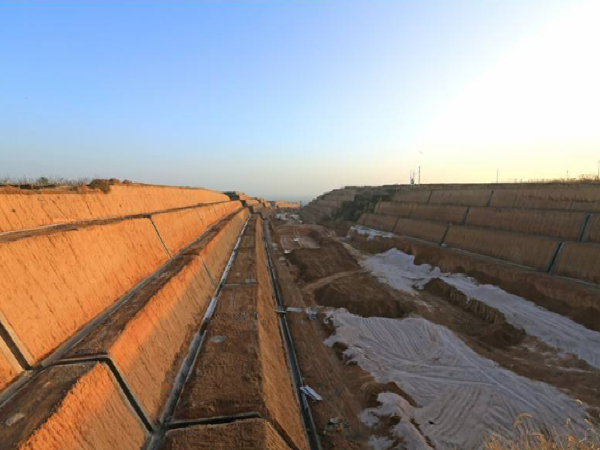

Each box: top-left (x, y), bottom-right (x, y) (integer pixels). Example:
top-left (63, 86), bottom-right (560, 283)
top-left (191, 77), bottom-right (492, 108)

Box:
top-left (1, 1), bottom-right (598, 202)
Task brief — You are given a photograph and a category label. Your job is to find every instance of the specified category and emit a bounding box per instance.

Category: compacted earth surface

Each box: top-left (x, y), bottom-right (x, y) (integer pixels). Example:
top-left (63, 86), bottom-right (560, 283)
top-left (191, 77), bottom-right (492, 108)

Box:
top-left (267, 217), bottom-right (600, 450)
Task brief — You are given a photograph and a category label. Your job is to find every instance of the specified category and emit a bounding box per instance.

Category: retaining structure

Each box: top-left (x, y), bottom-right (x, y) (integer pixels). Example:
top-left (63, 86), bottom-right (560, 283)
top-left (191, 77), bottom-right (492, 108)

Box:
top-left (330, 183), bottom-right (600, 285)
top-left (0, 185), bottom-right (310, 450)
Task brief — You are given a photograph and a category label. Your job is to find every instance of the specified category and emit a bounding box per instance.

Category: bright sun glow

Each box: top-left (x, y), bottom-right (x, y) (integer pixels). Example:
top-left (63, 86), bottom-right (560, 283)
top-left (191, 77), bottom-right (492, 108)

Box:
top-left (414, 0), bottom-right (600, 182)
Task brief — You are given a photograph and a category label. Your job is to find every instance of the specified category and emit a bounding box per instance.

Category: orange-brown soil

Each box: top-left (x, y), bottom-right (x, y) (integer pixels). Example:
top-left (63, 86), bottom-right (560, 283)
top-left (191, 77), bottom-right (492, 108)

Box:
top-left (0, 362), bottom-right (148, 450)
top-left (65, 256), bottom-right (212, 424)
top-left (313, 273), bottom-right (413, 319)
top-left (173, 217), bottom-right (308, 450)
top-left (553, 241), bottom-right (600, 285)
top-left (349, 232), bottom-right (600, 332)
top-left (0, 217), bottom-right (168, 365)
top-left (466, 207), bottom-right (586, 239)
top-left (173, 284), bottom-right (263, 419)
top-left (197, 209), bottom-right (250, 281)
top-left (410, 204), bottom-right (468, 223)
top-left (152, 201), bottom-right (241, 255)
top-left (64, 209), bottom-right (248, 425)
top-left (0, 184), bottom-right (229, 233)
top-left (162, 419), bottom-right (292, 450)
top-left (444, 225), bottom-right (560, 270)
top-left (271, 221), bottom-right (600, 448)
top-left (289, 241), bottom-right (358, 282)
top-left (0, 339), bottom-right (21, 391)
top-left (271, 230), bottom-right (403, 449)
top-left (0, 187), bottom-right (309, 450)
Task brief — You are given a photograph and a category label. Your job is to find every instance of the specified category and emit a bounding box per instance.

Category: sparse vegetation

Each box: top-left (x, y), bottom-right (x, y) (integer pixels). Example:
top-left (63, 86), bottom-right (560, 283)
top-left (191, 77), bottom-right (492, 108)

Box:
top-left (0, 176), bottom-right (128, 193)
top-left (0, 176), bottom-right (91, 188)
top-left (88, 178), bottom-right (118, 193)
top-left (519, 174), bottom-right (600, 185)
top-left (485, 414), bottom-right (600, 450)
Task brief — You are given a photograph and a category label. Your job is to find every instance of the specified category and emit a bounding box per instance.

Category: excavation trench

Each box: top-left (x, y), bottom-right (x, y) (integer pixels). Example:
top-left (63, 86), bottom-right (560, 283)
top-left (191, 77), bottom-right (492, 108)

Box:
top-left (0, 210), bottom-right (317, 450)
top-left (314, 274), bottom-right (413, 319)
top-left (273, 221), bottom-right (600, 449)
top-left (423, 278), bottom-right (526, 349)
top-left (348, 229), bottom-right (600, 333)
top-left (159, 215), bottom-right (312, 450)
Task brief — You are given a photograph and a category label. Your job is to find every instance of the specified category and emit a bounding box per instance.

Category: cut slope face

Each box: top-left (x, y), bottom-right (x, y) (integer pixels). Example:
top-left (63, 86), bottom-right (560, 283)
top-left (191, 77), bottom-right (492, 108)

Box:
top-left (162, 419), bottom-right (292, 450)
top-left (334, 182), bottom-right (600, 330)
top-left (0, 184), bottom-right (316, 450)
top-left (293, 185), bottom-right (600, 448)
top-left (61, 209), bottom-right (249, 426)
top-left (0, 218), bottom-right (169, 364)
top-left (172, 216), bottom-right (309, 450)
top-left (0, 184), bottom-right (229, 233)
top-left (310, 183), bottom-right (600, 286)
top-left (466, 207), bottom-right (586, 239)
top-left (553, 242), bottom-right (600, 285)
top-left (444, 225), bottom-right (560, 270)
top-left (63, 235), bottom-right (213, 424)
top-left (0, 339), bottom-right (21, 391)
top-left (490, 185), bottom-right (600, 211)
top-left (0, 362), bottom-right (149, 450)
top-left (151, 201), bottom-right (242, 255)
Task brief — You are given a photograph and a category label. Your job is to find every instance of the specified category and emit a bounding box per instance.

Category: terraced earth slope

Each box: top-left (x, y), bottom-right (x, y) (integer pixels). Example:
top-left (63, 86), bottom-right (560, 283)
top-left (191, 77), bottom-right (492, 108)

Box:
top-left (287, 182), bottom-right (600, 449)
top-left (4, 181), bottom-right (600, 450)
top-left (0, 183), bottom-right (311, 450)
top-left (303, 182), bottom-right (600, 288)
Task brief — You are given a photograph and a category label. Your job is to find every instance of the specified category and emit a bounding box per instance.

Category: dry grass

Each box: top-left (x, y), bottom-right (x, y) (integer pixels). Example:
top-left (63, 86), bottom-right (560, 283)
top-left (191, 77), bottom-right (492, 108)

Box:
top-left (524, 175), bottom-right (600, 185)
top-left (485, 414), bottom-right (600, 450)
top-left (0, 176), bottom-right (132, 192)
top-left (0, 176), bottom-right (91, 187)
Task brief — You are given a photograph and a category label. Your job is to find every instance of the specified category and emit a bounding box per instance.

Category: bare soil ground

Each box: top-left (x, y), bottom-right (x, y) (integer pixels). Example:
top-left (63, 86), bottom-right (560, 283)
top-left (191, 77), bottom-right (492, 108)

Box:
top-left (269, 220), bottom-right (600, 448)
top-left (349, 232), bottom-right (600, 333)
top-left (162, 419), bottom-right (292, 450)
top-left (271, 225), bottom-right (402, 449)
top-left (173, 216), bottom-right (308, 450)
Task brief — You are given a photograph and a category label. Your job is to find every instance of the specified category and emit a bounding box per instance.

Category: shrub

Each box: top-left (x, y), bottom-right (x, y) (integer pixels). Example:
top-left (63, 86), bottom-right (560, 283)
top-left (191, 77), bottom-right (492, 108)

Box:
top-left (88, 179), bottom-right (111, 193)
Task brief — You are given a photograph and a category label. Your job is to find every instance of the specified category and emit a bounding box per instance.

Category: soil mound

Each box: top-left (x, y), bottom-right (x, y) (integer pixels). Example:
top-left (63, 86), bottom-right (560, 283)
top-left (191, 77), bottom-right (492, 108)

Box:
top-left (424, 278), bottom-right (526, 348)
top-left (289, 240), bottom-right (359, 282)
top-left (315, 273), bottom-right (413, 319)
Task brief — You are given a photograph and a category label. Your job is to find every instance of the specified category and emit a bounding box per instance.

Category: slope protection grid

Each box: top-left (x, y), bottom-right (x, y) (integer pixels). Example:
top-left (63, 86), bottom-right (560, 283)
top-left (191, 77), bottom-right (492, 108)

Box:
top-left (310, 183), bottom-right (600, 286)
top-left (0, 184), bottom-right (309, 450)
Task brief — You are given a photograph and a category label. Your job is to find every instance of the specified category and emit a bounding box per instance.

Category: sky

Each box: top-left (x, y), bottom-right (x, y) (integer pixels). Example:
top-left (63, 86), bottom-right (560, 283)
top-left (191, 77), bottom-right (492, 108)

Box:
top-left (1, 1), bottom-right (599, 202)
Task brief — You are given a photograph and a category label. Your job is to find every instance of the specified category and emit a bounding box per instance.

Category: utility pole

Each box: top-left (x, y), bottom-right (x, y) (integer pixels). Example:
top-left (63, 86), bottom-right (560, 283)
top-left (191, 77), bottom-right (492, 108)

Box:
top-left (597, 160), bottom-right (599, 180)
top-left (496, 169), bottom-right (499, 184)
top-left (418, 166), bottom-right (421, 185)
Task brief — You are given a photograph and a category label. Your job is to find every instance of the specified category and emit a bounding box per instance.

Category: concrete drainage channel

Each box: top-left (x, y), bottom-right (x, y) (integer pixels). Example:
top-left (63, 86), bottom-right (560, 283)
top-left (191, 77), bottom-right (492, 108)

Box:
top-left (262, 219), bottom-right (323, 450)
